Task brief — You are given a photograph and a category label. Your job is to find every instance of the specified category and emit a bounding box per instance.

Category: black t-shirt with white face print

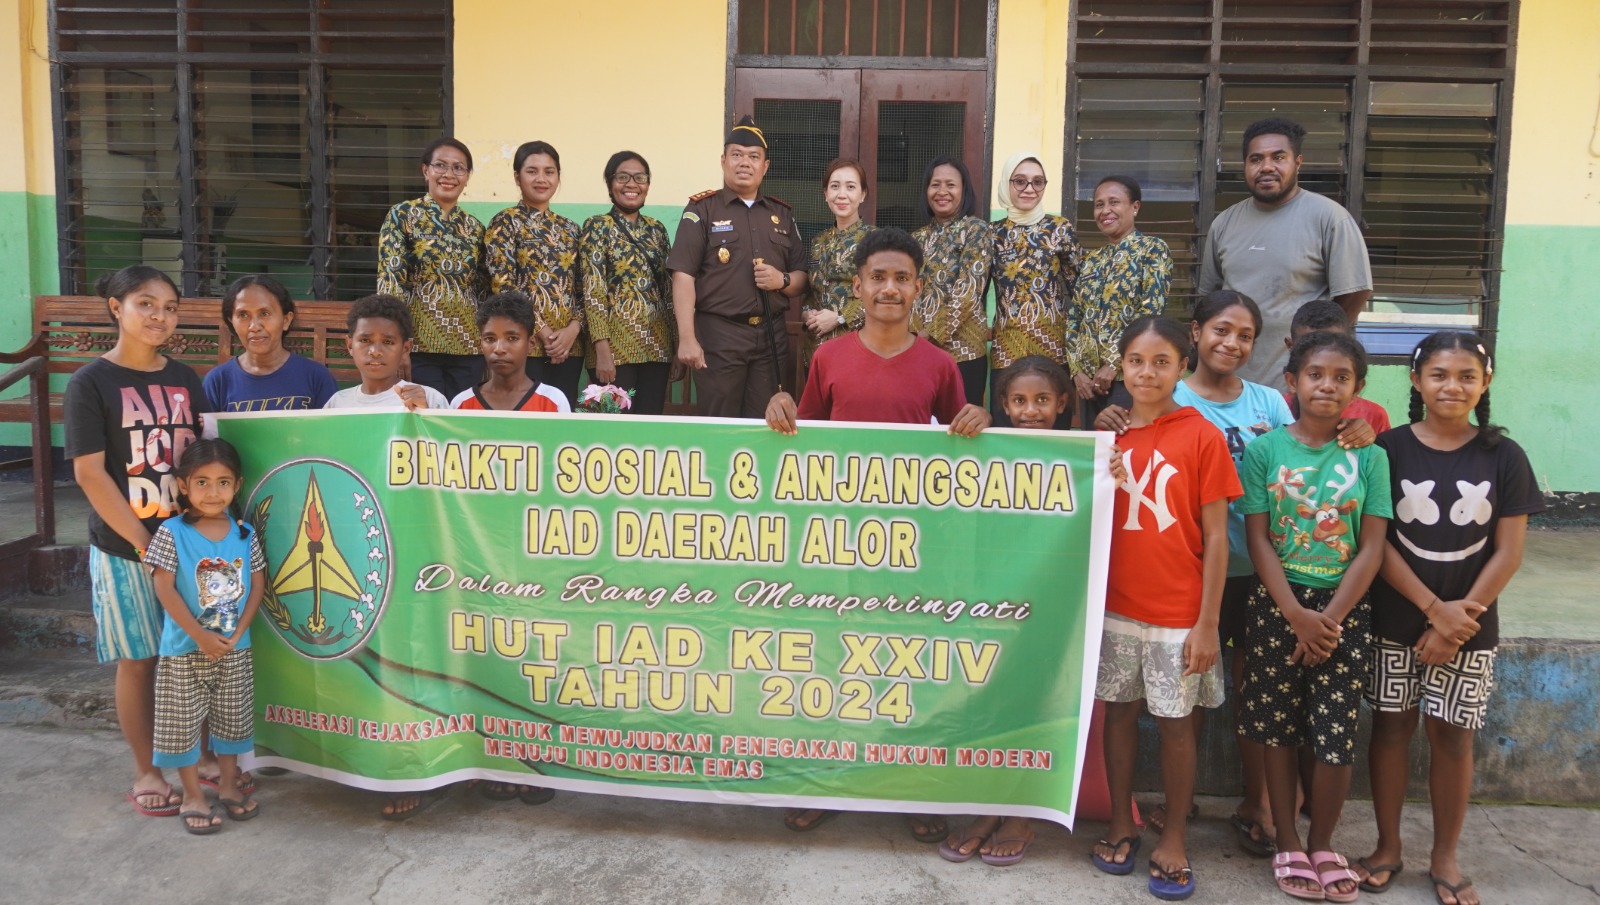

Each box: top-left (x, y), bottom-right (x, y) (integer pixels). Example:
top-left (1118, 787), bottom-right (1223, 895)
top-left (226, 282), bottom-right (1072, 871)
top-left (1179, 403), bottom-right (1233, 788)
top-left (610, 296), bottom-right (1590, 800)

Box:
top-left (1371, 425), bottom-right (1543, 650)
top-left (64, 357), bottom-right (206, 560)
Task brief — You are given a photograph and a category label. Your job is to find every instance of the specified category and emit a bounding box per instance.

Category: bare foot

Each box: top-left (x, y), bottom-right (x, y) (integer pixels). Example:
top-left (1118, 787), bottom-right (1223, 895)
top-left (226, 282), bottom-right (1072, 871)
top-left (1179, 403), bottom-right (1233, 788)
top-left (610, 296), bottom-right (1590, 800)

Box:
top-left (906, 814), bottom-right (948, 841)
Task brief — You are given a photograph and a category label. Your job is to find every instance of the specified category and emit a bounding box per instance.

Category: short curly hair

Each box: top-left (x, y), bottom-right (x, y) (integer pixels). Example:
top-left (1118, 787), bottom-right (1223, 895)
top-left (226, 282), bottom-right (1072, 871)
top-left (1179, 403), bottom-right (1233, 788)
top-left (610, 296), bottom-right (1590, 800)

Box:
top-left (346, 294), bottom-right (413, 341)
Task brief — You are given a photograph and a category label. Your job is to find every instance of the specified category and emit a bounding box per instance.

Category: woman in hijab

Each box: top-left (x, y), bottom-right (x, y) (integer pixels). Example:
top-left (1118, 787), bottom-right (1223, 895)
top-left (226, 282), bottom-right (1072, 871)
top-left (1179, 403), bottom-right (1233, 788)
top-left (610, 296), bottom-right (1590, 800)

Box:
top-left (988, 152), bottom-right (1081, 427)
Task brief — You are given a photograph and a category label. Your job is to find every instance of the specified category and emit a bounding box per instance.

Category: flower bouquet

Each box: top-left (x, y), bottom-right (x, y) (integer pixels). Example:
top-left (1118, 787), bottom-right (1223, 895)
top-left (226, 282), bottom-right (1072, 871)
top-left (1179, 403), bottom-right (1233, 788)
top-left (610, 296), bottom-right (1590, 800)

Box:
top-left (576, 384), bottom-right (634, 414)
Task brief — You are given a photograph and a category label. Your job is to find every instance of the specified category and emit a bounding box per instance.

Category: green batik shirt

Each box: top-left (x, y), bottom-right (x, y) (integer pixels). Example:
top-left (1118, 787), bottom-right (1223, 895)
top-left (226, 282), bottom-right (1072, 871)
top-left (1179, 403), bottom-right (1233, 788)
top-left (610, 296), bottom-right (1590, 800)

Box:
top-left (912, 216), bottom-right (993, 364)
top-left (485, 204), bottom-right (585, 360)
top-left (376, 197), bottom-right (489, 355)
top-left (989, 214), bottom-right (1081, 369)
top-left (802, 220), bottom-right (872, 368)
top-left (579, 209), bottom-right (674, 365)
top-left (1068, 230), bottom-right (1171, 376)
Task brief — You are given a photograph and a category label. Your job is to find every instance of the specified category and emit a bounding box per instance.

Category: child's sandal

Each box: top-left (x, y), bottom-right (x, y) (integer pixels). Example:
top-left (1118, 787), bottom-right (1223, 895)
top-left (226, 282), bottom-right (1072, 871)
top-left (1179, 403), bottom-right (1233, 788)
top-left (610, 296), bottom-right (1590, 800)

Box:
top-left (1310, 851), bottom-right (1360, 904)
top-left (1273, 851), bottom-right (1327, 901)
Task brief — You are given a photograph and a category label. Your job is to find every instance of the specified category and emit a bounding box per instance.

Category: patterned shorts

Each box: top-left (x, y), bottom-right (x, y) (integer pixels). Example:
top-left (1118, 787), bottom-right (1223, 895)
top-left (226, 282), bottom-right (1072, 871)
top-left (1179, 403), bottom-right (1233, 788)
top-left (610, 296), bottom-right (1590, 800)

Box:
top-left (153, 647), bottom-right (255, 768)
top-left (90, 546), bottom-right (163, 663)
top-left (1219, 574), bottom-right (1260, 649)
top-left (1366, 638), bottom-right (1496, 730)
top-left (1239, 583), bottom-right (1370, 766)
top-left (1096, 613), bottom-right (1226, 718)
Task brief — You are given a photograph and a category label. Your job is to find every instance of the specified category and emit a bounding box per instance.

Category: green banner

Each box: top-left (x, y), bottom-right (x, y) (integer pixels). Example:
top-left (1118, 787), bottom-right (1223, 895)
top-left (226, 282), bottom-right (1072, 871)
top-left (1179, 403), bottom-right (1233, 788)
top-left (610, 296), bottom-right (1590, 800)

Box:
top-left (217, 411), bottom-right (1113, 827)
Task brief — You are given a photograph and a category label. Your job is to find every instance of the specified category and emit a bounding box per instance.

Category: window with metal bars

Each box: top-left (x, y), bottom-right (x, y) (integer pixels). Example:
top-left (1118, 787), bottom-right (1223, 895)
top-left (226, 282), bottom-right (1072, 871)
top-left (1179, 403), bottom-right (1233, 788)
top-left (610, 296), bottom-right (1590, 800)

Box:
top-left (1066, 0), bottom-right (1515, 348)
top-left (52, 0), bottom-right (451, 301)
top-left (736, 0), bottom-right (988, 58)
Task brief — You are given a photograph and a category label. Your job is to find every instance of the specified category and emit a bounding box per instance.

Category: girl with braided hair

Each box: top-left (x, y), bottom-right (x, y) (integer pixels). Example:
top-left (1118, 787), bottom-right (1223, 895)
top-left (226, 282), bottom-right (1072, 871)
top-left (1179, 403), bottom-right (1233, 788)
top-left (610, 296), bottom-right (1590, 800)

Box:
top-left (1355, 332), bottom-right (1541, 905)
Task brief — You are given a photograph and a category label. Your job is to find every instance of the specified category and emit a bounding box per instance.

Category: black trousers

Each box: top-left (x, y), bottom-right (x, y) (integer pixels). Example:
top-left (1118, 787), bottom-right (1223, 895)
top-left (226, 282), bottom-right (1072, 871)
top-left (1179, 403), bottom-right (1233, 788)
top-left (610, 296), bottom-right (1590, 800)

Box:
top-left (611, 362), bottom-right (672, 415)
top-left (409, 353), bottom-right (482, 403)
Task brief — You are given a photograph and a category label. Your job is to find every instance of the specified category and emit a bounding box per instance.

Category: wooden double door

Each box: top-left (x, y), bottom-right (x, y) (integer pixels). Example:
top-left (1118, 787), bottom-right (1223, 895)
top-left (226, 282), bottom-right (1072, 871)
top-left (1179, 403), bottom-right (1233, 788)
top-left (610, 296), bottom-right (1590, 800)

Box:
top-left (734, 67), bottom-right (988, 263)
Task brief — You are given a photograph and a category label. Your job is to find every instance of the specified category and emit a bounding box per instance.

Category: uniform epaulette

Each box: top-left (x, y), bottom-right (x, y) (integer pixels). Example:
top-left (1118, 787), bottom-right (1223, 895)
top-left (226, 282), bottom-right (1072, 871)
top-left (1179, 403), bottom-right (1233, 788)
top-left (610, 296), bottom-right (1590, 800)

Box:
top-left (689, 189), bottom-right (718, 202)
top-left (766, 195), bottom-right (792, 209)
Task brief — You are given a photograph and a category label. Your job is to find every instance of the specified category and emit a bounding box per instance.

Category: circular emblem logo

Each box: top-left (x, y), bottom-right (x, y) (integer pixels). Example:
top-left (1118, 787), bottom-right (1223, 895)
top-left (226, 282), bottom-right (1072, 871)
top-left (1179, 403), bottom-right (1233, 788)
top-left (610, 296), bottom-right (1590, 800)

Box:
top-left (245, 458), bottom-right (392, 660)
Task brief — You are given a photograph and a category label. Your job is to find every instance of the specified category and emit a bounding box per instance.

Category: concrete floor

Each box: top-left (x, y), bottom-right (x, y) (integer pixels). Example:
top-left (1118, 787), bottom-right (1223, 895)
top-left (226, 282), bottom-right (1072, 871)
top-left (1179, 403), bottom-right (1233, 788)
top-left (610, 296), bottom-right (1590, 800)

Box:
top-left (3, 723), bottom-right (1596, 905)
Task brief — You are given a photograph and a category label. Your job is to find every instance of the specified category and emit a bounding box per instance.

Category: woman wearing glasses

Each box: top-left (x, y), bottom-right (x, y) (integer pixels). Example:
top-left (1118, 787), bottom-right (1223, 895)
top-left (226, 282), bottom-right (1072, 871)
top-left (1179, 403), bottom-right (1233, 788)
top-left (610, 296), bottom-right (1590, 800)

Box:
top-left (912, 157), bottom-right (993, 407)
top-left (987, 152), bottom-right (1082, 427)
top-left (484, 141), bottom-right (586, 405)
top-left (799, 158), bottom-right (872, 376)
top-left (377, 137), bottom-right (489, 400)
top-left (579, 151), bottom-right (674, 415)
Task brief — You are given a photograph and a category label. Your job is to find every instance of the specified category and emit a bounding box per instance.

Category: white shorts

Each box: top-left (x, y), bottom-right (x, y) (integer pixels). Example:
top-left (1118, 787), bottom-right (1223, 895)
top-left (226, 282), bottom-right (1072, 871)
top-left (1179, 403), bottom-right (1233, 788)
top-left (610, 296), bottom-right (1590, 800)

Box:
top-left (1096, 613), bottom-right (1226, 718)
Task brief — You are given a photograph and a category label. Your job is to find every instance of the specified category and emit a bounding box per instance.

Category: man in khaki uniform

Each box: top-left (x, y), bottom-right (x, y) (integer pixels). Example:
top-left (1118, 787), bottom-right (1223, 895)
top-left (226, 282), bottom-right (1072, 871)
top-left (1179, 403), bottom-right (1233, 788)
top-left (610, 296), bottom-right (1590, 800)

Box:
top-left (668, 116), bottom-right (808, 418)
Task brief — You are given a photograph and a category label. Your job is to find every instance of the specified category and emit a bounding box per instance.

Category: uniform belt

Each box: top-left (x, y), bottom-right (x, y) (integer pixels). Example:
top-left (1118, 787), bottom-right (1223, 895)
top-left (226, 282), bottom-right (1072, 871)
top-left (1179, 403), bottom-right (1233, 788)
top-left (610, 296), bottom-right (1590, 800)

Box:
top-left (700, 310), bottom-right (771, 327)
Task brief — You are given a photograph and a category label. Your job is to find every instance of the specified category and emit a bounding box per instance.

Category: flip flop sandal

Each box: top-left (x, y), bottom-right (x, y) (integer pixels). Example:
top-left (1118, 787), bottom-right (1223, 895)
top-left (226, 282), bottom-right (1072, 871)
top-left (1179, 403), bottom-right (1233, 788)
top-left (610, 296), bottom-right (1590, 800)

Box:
top-left (127, 784), bottom-right (181, 817)
top-left (1429, 872), bottom-right (1475, 905)
top-left (380, 787), bottom-right (446, 822)
top-left (479, 781), bottom-right (519, 801)
top-left (1273, 851), bottom-right (1327, 901)
top-left (782, 808), bottom-right (838, 832)
top-left (1092, 834), bottom-right (1143, 875)
top-left (179, 805), bottom-right (222, 836)
top-left (518, 786), bottom-right (555, 806)
top-left (1230, 813), bottom-right (1277, 857)
top-left (198, 773), bottom-right (257, 796)
top-left (979, 827), bottom-right (1035, 867)
top-left (1149, 859), bottom-right (1196, 901)
top-left (938, 826), bottom-right (992, 863)
top-left (218, 796), bottom-right (261, 821)
top-left (908, 815), bottom-right (948, 843)
top-left (1144, 802), bottom-right (1199, 835)
top-left (1310, 851), bottom-right (1361, 904)
top-left (1357, 857), bottom-right (1404, 893)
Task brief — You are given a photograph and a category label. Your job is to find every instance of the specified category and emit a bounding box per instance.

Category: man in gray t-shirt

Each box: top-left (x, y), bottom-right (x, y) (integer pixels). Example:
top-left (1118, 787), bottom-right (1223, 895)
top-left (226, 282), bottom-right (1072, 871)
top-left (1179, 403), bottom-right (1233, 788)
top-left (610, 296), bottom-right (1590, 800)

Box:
top-left (1198, 118), bottom-right (1372, 385)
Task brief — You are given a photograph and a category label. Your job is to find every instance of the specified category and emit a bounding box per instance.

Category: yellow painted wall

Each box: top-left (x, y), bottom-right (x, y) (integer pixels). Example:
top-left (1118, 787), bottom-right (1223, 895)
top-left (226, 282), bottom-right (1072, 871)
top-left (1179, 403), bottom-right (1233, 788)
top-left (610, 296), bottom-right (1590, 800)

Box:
top-left (2, 1), bottom-right (54, 196)
top-left (991, 0), bottom-right (1068, 212)
top-left (1503, 0), bottom-right (1600, 227)
top-left (452, 0), bottom-right (729, 209)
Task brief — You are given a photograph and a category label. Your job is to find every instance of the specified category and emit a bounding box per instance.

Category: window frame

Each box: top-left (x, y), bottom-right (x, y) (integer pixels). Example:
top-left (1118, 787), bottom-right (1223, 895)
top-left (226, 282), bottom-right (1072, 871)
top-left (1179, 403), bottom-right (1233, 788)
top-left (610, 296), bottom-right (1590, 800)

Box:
top-left (1062, 0), bottom-right (1519, 355)
top-left (48, 1), bottom-right (455, 300)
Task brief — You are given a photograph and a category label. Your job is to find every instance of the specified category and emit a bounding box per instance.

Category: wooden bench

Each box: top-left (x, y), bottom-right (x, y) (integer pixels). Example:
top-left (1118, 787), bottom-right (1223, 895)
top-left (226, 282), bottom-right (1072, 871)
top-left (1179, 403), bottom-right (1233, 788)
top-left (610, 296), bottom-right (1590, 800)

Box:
top-left (0, 294), bottom-right (808, 425)
top-left (0, 295), bottom-right (363, 427)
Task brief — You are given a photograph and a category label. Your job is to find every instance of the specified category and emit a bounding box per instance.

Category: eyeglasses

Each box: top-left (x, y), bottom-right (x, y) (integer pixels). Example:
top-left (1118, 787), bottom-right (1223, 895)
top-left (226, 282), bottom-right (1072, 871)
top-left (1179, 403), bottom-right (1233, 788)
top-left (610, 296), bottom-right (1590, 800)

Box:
top-left (612, 173), bottom-right (651, 186)
top-left (1010, 176), bottom-right (1048, 191)
top-left (427, 162), bottom-right (470, 176)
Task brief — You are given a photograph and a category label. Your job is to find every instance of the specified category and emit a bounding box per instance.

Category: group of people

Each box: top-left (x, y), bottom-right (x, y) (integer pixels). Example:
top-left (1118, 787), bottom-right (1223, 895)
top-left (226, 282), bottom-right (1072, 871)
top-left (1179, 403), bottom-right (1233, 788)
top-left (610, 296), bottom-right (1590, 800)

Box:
top-left (61, 114), bottom-right (1533, 905)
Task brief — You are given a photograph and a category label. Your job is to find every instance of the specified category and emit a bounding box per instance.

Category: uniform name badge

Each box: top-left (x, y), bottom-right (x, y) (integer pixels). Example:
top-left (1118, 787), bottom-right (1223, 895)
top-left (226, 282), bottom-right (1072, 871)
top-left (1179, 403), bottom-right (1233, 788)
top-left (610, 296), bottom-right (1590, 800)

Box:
top-left (717, 247), bottom-right (730, 264)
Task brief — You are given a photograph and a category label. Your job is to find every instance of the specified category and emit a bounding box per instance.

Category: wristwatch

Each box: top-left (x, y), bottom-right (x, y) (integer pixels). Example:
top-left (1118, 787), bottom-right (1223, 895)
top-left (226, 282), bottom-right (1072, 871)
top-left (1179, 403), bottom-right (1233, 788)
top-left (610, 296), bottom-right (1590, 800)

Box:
top-left (781, 272), bottom-right (791, 291)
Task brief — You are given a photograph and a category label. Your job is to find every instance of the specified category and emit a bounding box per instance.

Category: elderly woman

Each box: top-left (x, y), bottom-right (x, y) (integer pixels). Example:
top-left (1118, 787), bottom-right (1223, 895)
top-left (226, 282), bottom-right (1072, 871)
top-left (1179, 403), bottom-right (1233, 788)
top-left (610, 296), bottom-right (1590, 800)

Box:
top-left (1068, 174), bottom-right (1172, 426)
top-left (377, 137), bottom-right (489, 401)
top-left (800, 157), bottom-right (872, 375)
top-left (988, 151), bottom-right (1081, 428)
top-left (203, 275), bottom-right (337, 413)
top-left (912, 156), bottom-right (993, 407)
top-left (579, 150), bottom-right (674, 415)
top-left (484, 140), bottom-right (586, 406)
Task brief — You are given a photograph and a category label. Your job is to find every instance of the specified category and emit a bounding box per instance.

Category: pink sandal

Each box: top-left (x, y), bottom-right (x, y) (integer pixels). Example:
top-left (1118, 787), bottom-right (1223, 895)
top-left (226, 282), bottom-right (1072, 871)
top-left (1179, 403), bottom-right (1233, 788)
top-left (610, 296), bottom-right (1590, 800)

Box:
top-left (1274, 851), bottom-right (1327, 901)
top-left (1310, 851), bottom-right (1361, 903)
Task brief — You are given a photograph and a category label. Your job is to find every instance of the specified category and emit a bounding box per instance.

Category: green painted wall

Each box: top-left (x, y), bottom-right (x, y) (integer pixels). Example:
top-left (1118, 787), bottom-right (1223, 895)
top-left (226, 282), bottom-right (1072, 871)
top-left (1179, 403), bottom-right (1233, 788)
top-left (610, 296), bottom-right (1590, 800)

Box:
top-left (1490, 224), bottom-right (1600, 494)
top-left (0, 190), bottom-right (58, 448)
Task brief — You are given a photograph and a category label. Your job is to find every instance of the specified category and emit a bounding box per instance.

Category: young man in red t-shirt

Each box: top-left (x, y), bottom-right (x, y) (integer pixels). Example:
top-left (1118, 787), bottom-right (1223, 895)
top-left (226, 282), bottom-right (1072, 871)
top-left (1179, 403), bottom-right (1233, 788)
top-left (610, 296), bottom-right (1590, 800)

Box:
top-left (765, 227), bottom-right (989, 436)
top-left (765, 226), bottom-right (987, 839)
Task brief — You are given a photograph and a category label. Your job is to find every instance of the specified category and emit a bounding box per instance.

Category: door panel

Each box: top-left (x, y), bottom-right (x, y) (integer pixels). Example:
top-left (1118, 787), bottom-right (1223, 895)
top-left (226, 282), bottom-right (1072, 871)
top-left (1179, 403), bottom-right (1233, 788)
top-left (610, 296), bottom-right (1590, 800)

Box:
top-left (860, 70), bottom-right (988, 229)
